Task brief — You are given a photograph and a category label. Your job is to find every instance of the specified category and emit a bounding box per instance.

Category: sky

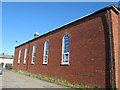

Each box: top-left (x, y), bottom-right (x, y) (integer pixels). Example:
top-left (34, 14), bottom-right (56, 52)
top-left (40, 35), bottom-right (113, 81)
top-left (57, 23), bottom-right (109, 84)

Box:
top-left (2, 2), bottom-right (118, 55)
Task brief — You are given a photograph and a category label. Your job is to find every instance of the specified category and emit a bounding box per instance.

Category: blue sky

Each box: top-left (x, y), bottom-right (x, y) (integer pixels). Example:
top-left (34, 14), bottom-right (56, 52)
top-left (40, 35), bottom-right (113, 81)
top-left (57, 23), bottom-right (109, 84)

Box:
top-left (2, 2), bottom-right (118, 55)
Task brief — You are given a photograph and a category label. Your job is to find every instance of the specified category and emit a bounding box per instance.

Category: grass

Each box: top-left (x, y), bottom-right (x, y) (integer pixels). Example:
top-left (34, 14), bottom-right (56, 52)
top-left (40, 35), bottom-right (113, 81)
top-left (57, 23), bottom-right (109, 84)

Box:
top-left (11, 69), bottom-right (90, 88)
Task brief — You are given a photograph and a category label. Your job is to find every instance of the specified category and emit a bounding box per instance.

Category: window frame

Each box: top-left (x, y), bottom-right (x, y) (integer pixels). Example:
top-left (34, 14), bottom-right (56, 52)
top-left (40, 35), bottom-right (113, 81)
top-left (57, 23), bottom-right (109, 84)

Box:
top-left (23, 47), bottom-right (27, 64)
top-left (31, 45), bottom-right (36, 64)
top-left (43, 40), bottom-right (49, 65)
top-left (18, 49), bottom-right (21, 64)
top-left (61, 34), bottom-right (70, 65)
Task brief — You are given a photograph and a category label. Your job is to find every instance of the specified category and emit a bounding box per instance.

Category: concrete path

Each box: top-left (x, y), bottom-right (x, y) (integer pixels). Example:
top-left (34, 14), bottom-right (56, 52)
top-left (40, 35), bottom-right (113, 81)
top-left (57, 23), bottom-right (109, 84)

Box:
top-left (2, 69), bottom-right (66, 88)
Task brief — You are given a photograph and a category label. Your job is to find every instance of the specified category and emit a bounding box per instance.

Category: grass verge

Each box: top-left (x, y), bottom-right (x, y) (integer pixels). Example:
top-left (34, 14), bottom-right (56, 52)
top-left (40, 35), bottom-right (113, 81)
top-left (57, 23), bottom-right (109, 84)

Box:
top-left (11, 69), bottom-right (90, 88)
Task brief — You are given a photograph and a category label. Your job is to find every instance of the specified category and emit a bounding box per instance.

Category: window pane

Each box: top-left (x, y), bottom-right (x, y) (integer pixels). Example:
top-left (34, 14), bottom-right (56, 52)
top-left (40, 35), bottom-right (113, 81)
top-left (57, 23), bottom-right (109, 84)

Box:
top-left (64, 35), bottom-right (70, 53)
top-left (62, 35), bottom-right (70, 64)
top-left (43, 41), bottom-right (49, 64)
top-left (63, 54), bottom-right (68, 63)
top-left (33, 45), bottom-right (36, 53)
top-left (33, 53), bottom-right (35, 56)
top-left (63, 54), bottom-right (69, 60)
top-left (19, 50), bottom-right (21, 59)
top-left (18, 49), bottom-right (21, 63)
top-left (45, 51), bottom-right (48, 55)
top-left (44, 56), bottom-right (48, 63)
top-left (33, 56), bottom-right (35, 63)
top-left (24, 48), bottom-right (27, 64)
top-left (65, 54), bottom-right (69, 59)
top-left (32, 45), bottom-right (36, 64)
top-left (46, 40), bottom-right (49, 51)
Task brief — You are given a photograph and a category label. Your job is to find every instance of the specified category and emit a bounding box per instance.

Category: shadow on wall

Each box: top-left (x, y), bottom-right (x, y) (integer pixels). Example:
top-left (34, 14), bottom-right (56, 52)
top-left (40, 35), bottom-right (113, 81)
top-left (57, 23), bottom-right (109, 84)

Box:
top-left (101, 13), bottom-right (115, 88)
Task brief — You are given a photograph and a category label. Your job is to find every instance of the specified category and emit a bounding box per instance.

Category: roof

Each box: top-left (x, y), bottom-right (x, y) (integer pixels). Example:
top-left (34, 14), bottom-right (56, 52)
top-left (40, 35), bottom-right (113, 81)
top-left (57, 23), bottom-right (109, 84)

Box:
top-left (0, 54), bottom-right (14, 59)
top-left (15, 4), bottom-right (120, 48)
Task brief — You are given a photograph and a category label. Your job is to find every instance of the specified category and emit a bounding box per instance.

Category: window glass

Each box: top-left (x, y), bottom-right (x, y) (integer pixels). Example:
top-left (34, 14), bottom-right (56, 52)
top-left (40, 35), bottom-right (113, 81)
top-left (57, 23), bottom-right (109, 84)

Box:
top-left (64, 35), bottom-right (70, 53)
top-left (43, 40), bottom-right (49, 64)
top-left (24, 48), bottom-right (27, 64)
top-left (31, 45), bottom-right (36, 64)
top-left (18, 49), bottom-right (21, 64)
top-left (62, 35), bottom-right (70, 65)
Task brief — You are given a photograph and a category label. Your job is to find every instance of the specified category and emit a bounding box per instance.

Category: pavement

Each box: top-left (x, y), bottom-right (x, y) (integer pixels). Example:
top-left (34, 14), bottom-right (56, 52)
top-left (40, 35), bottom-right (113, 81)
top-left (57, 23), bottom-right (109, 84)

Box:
top-left (0, 74), bottom-right (2, 89)
top-left (2, 69), bottom-right (67, 88)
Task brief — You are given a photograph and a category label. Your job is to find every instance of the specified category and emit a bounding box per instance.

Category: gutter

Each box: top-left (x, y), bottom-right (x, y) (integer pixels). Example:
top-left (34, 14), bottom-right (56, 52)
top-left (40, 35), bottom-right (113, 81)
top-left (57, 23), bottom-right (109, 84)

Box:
top-left (111, 5), bottom-right (120, 14)
top-left (107, 9), bottom-right (114, 89)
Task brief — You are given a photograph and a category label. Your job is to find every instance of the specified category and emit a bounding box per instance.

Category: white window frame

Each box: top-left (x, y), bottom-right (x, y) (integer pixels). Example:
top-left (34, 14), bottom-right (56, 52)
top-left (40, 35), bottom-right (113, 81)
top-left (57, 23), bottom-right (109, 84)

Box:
top-left (23, 47), bottom-right (27, 64)
top-left (31, 45), bottom-right (36, 64)
top-left (61, 35), bottom-right (70, 65)
top-left (43, 41), bottom-right (49, 64)
top-left (18, 49), bottom-right (21, 64)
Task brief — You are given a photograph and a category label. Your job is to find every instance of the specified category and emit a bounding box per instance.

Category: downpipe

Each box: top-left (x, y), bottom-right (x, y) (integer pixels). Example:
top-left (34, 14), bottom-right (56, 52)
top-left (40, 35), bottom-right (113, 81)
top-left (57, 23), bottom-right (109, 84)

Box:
top-left (107, 9), bottom-right (114, 90)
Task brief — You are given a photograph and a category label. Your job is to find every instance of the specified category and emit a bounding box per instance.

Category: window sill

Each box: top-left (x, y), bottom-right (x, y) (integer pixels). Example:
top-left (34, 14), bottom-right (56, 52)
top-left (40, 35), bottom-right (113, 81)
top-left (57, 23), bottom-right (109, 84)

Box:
top-left (31, 63), bottom-right (35, 65)
top-left (60, 64), bottom-right (70, 66)
top-left (42, 63), bottom-right (48, 65)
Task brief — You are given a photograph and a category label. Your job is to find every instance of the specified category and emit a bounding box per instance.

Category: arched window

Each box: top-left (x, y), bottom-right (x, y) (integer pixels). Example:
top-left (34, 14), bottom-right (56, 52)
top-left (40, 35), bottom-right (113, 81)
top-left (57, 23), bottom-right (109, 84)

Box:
top-left (43, 40), bottom-right (49, 64)
top-left (62, 34), bottom-right (70, 65)
top-left (18, 49), bottom-right (21, 64)
top-left (31, 45), bottom-right (36, 64)
top-left (23, 47), bottom-right (27, 64)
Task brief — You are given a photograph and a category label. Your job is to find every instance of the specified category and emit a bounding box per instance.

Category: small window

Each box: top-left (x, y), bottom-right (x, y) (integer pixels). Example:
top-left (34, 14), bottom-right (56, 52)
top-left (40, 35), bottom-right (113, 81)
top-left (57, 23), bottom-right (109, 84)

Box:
top-left (23, 48), bottom-right (27, 64)
top-left (43, 40), bottom-right (49, 64)
top-left (31, 45), bottom-right (36, 64)
top-left (18, 49), bottom-right (21, 64)
top-left (62, 34), bottom-right (70, 65)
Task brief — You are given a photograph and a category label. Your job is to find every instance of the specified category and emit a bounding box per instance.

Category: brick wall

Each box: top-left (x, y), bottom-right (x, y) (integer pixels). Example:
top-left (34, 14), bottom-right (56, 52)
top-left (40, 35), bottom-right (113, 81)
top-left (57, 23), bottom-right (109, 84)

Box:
top-left (118, 14), bottom-right (120, 90)
top-left (13, 10), bottom-right (118, 88)
top-left (111, 9), bottom-right (119, 89)
top-left (13, 43), bottom-right (29, 71)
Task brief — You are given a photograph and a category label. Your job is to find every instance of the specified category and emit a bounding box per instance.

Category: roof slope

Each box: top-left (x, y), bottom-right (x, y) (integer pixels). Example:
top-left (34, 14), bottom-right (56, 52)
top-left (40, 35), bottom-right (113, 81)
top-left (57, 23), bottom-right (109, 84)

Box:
top-left (0, 54), bottom-right (14, 59)
top-left (15, 4), bottom-right (120, 48)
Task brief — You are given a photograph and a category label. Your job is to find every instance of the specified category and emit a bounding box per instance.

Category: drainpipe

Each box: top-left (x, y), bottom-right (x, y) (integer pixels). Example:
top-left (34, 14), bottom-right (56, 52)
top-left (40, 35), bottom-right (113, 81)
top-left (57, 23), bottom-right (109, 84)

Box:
top-left (107, 9), bottom-right (114, 89)
top-left (26, 42), bottom-right (31, 71)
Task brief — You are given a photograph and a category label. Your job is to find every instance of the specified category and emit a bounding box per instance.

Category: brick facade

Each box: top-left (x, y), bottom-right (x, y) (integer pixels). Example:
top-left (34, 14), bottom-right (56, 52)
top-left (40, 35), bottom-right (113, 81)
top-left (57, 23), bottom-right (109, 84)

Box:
top-left (13, 5), bottom-right (120, 88)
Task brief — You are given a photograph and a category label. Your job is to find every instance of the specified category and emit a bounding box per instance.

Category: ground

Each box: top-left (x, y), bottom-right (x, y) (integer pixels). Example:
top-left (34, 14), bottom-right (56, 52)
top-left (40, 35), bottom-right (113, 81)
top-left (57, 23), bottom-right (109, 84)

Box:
top-left (0, 74), bottom-right (2, 89)
top-left (2, 69), bottom-right (67, 88)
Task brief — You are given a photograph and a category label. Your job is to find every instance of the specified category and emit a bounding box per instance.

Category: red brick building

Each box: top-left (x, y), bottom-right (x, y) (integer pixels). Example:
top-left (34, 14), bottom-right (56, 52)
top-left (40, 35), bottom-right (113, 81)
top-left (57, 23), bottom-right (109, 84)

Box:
top-left (13, 5), bottom-right (120, 88)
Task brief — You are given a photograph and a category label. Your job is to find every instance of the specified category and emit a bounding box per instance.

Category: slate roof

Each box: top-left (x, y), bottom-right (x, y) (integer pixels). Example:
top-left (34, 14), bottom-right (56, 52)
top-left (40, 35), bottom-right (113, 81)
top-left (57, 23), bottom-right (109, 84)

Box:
top-left (0, 54), bottom-right (14, 59)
